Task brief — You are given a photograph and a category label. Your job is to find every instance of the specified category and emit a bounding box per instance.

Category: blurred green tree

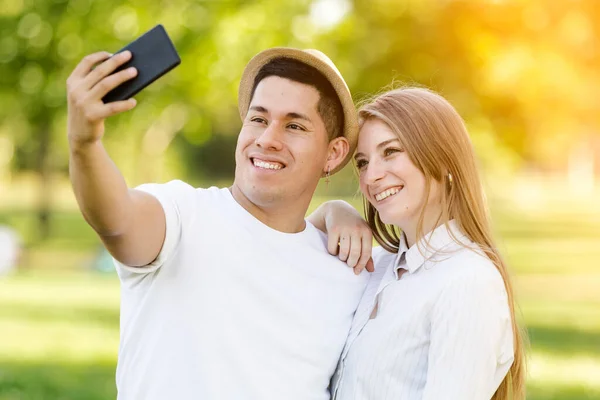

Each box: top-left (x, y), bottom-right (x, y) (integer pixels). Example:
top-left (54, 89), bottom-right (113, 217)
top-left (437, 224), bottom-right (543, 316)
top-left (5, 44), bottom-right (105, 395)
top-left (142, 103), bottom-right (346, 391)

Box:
top-left (0, 0), bottom-right (313, 238)
top-left (0, 0), bottom-right (599, 238)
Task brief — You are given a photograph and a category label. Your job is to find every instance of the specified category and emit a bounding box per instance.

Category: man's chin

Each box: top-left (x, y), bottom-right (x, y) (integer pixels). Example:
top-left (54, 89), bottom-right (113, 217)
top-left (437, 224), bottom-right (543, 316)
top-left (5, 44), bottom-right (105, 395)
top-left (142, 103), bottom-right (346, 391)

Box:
top-left (238, 184), bottom-right (286, 206)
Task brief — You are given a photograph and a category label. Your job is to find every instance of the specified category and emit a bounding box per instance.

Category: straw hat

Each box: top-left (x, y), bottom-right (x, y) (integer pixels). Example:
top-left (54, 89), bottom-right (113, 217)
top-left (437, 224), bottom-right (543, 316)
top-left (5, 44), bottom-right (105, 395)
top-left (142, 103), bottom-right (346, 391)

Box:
top-left (238, 47), bottom-right (358, 175)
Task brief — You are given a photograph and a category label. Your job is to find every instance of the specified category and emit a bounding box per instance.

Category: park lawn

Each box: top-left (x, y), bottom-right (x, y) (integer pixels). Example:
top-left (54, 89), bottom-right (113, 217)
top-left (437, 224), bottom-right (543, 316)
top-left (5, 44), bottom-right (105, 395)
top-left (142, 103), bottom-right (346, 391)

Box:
top-left (1, 271), bottom-right (598, 400)
top-left (1, 194), bottom-right (599, 399)
top-left (0, 272), bottom-right (119, 400)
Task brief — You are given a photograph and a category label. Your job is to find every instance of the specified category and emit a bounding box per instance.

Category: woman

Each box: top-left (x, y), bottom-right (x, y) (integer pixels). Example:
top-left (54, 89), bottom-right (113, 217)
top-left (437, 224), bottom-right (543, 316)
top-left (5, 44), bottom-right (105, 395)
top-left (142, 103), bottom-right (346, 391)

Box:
top-left (310, 87), bottom-right (526, 399)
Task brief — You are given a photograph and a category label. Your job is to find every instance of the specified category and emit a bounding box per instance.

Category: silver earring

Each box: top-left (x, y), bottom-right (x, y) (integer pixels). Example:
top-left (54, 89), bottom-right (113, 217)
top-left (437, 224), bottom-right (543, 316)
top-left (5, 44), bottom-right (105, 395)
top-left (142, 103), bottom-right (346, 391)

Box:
top-left (325, 166), bottom-right (331, 185)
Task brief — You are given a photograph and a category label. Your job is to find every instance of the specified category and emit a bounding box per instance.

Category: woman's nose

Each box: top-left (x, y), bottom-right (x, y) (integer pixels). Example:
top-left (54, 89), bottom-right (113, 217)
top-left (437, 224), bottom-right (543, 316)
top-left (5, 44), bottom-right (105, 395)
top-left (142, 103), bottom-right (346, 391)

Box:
top-left (364, 158), bottom-right (385, 184)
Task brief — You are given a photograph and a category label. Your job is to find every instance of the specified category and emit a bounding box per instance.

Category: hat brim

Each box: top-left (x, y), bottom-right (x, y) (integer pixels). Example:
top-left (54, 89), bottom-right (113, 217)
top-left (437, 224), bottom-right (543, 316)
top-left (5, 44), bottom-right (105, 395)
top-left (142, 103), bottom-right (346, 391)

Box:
top-left (238, 48), bottom-right (358, 175)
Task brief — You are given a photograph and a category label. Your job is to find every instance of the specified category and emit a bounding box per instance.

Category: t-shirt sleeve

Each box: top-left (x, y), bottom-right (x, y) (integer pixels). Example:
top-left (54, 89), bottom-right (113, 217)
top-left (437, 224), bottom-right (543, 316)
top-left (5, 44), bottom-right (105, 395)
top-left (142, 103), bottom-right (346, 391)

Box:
top-left (113, 180), bottom-right (196, 277)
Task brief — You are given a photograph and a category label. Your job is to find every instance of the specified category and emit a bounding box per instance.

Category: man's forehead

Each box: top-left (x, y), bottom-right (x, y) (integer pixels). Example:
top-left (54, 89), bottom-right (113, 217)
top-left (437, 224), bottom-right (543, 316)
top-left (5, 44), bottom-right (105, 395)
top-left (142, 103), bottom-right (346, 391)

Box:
top-left (251, 76), bottom-right (320, 112)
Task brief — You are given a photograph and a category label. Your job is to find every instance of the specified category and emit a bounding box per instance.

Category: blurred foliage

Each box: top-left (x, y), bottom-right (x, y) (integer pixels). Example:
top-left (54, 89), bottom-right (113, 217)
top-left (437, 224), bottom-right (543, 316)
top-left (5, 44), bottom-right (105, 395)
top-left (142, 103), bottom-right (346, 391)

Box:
top-left (1, 0), bottom-right (599, 233)
top-left (1, 0), bottom-right (599, 181)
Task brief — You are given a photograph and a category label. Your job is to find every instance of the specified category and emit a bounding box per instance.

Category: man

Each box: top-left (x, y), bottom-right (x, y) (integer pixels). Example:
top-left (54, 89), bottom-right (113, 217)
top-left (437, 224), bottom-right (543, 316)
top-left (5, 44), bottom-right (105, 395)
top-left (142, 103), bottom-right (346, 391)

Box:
top-left (66, 47), bottom-right (370, 399)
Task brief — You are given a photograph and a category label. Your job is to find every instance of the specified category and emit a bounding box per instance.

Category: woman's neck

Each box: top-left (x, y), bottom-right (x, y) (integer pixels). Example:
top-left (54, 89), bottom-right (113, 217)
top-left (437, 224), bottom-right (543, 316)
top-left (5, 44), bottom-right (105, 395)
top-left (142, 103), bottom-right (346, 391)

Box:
top-left (402, 209), bottom-right (447, 248)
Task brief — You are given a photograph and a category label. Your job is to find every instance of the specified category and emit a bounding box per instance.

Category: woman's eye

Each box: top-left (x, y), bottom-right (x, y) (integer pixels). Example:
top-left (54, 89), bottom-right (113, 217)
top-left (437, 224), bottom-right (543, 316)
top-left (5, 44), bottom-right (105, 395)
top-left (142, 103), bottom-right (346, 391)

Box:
top-left (356, 160), bottom-right (368, 170)
top-left (384, 147), bottom-right (403, 157)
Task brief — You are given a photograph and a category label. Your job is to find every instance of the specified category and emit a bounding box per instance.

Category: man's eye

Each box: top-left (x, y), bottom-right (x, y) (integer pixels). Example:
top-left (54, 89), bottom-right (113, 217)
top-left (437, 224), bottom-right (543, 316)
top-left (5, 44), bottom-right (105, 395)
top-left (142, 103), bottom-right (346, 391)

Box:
top-left (251, 117), bottom-right (266, 124)
top-left (288, 123), bottom-right (305, 131)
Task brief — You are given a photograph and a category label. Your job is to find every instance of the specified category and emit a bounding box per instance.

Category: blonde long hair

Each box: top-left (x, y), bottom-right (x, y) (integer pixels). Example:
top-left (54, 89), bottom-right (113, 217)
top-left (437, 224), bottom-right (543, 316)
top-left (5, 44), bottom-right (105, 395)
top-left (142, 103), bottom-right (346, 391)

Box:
top-left (358, 87), bottom-right (526, 400)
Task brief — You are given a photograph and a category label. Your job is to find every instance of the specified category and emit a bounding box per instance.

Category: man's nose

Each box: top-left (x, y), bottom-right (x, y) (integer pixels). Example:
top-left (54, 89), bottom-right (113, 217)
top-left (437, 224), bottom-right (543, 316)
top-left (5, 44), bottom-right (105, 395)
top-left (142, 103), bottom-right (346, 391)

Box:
top-left (255, 123), bottom-right (284, 151)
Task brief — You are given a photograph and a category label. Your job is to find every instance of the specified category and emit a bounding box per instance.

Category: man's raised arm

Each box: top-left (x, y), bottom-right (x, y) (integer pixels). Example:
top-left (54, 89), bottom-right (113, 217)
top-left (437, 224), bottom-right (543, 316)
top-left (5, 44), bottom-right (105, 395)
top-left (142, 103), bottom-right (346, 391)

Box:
top-left (67, 51), bottom-right (165, 267)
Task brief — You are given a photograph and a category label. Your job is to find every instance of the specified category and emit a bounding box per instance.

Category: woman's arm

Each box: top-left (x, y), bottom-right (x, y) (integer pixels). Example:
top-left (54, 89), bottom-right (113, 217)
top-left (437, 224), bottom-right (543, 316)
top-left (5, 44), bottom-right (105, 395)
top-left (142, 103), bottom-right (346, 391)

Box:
top-left (307, 200), bottom-right (374, 274)
top-left (422, 270), bottom-right (515, 400)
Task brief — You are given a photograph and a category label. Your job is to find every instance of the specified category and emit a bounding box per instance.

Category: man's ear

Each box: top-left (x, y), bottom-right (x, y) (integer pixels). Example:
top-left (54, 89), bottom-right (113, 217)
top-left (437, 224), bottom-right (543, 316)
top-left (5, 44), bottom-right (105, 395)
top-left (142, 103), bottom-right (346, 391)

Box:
top-left (324, 136), bottom-right (350, 174)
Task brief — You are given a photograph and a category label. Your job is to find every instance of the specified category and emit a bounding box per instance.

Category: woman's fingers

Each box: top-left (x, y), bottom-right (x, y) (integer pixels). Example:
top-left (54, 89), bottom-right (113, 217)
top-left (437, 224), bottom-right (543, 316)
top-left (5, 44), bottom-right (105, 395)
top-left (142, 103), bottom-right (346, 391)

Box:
top-left (332, 225), bottom-right (375, 274)
top-left (353, 232), bottom-right (374, 274)
top-left (338, 234), bottom-right (351, 262)
top-left (365, 257), bottom-right (375, 273)
top-left (327, 228), bottom-right (341, 256)
top-left (346, 231), bottom-right (363, 269)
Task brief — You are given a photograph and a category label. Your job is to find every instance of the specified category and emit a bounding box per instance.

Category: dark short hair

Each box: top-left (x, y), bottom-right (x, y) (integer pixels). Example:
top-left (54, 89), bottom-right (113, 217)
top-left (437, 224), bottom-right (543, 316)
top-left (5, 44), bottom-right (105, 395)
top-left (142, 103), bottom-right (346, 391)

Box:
top-left (250, 57), bottom-right (344, 141)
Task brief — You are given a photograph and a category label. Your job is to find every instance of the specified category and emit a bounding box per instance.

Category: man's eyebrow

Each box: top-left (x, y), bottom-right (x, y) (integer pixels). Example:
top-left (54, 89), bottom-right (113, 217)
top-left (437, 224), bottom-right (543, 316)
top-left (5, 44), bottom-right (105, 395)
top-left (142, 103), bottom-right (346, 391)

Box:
top-left (248, 107), bottom-right (312, 123)
top-left (354, 139), bottom-right (401, 160)
top-left (249, 105), bottom-right (268, 113)
top-left (286, 112), bottom-right (312, 123)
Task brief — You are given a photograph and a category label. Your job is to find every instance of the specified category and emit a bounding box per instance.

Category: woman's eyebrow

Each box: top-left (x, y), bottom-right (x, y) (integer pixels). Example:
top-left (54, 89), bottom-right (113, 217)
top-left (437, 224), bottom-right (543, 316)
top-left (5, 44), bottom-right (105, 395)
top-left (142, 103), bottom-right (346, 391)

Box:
top-left (355, 139), bottom-right (400, 160)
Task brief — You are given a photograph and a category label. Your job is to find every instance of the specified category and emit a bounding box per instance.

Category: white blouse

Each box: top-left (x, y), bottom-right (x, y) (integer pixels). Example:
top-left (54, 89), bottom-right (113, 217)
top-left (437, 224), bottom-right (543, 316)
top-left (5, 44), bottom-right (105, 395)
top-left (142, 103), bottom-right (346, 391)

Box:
top-left (332, 220), bottom-right (514, 400)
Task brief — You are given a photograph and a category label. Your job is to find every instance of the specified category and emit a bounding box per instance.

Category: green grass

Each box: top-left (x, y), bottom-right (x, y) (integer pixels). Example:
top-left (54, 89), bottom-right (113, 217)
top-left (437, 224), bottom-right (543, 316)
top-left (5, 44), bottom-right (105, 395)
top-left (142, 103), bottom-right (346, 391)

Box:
top-left (0, 272), bottom-right (120, 400)
top-left (1, 193), bottom-right (599, 399)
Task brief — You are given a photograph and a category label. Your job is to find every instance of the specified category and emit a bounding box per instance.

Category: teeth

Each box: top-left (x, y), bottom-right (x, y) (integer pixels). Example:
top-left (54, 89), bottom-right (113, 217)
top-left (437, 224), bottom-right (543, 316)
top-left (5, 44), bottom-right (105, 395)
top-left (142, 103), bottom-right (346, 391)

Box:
top-left (253, 159), bottom-right (283, 170)
top-left (375, 187), bottom-right (401, 202)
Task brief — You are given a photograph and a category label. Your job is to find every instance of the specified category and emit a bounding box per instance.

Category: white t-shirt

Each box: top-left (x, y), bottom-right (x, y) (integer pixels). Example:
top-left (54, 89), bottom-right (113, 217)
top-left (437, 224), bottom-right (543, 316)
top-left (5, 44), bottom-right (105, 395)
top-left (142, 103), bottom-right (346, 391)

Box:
top-left (114, 181), bottom-right (369, 400)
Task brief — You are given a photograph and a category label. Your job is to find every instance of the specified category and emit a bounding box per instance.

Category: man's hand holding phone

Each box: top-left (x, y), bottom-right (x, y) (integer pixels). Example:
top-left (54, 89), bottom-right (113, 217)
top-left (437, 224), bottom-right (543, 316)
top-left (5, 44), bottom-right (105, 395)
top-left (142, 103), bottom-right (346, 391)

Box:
top-left (66, 50), bottom-right (138, 147)
top-left (66, 26), bottom-right (178, 268)
top-left (66, 25), bottom-right (180, 147)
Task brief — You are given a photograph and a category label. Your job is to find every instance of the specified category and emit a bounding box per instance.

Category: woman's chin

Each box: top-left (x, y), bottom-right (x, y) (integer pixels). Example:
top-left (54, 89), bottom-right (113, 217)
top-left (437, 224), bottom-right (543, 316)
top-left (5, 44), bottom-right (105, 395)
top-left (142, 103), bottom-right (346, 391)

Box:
top-left (377, 211), bottom-right (400, 227)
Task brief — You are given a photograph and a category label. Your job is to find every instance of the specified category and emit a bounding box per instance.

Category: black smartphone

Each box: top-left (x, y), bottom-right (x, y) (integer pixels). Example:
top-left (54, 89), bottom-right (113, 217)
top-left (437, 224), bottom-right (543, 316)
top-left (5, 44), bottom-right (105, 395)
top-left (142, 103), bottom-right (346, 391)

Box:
top-left (102, 24), bottom-right (181, 103)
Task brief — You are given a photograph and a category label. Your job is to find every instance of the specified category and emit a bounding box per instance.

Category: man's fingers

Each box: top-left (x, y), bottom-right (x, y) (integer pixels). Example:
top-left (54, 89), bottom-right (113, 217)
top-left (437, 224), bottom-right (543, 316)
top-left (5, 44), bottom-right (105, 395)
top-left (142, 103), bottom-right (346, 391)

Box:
top-left (90, 67), bottom-right (138, 99)
top-left (71, 51), bottom-right (112, 80)
top-left (84, 50), bottom-right (132, 91)
top-left (87, 98), bottom-right (137, 121)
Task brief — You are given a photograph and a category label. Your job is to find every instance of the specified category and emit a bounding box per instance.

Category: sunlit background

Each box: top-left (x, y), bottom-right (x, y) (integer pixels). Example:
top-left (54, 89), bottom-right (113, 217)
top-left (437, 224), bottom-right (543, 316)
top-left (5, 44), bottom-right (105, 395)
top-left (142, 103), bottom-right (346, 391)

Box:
top-left (0, 0), bottom-right (599, 399)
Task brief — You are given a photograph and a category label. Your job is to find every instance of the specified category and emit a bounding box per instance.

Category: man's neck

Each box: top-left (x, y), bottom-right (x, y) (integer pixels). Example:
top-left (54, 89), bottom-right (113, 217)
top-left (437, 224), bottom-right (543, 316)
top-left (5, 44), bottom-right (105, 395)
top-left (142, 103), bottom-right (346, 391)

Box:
top-left (229, 186), bottom-right (308, 233)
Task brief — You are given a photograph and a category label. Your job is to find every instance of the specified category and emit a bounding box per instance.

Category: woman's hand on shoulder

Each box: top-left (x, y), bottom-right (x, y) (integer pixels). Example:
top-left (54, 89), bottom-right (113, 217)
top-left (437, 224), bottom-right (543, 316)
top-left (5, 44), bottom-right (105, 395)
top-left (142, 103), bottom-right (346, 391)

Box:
top-left (308, 200), bottom-right (374, 275)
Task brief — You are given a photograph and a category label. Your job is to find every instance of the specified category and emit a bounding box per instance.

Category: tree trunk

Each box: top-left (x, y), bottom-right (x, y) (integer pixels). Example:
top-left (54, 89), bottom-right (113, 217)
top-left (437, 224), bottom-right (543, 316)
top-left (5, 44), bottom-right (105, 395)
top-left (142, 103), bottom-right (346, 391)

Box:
top-left (36, 121), bottom-right (51, 242)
